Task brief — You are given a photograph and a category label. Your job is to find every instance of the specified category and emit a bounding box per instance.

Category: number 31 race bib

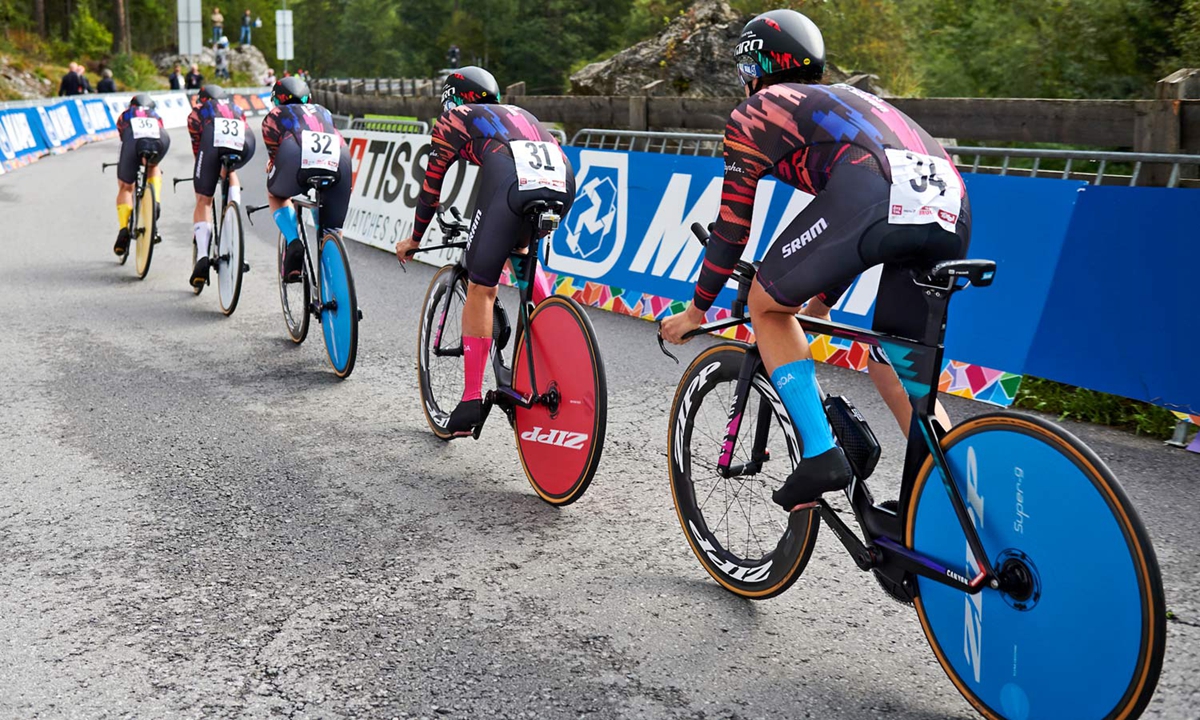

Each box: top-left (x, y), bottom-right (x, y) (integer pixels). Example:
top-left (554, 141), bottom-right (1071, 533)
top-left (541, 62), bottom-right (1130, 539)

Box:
top-left (301, 131), bottom-right (339, 171)
top-left (885, 148), bottom-right (963, 233)
top-left (512, 141), bottom-right (567, 192)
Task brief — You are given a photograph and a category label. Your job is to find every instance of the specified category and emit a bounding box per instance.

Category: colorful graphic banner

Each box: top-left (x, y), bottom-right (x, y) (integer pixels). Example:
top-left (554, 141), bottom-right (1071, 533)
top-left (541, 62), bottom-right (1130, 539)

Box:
top-left (0, 106), bottom-right (50, 171)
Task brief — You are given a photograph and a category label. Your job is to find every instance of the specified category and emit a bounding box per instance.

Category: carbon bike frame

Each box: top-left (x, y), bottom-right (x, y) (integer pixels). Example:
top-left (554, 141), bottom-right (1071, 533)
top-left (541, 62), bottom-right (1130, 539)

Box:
top-left (173, 154), bottom-right (241, 260)
top-left (247, 179), bottom-right (337, 318)
top-left (672, 266), bottom-right (1000, 599)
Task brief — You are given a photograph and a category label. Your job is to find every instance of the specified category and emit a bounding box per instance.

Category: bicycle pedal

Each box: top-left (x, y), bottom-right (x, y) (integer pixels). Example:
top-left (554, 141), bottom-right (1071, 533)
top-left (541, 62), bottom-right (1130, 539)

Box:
top-left (357, 308), bottom-right (363, 321)
top-left (152, 234), bottom-right (162, 245)
top-left (242, 262), bottom-right (250, 273)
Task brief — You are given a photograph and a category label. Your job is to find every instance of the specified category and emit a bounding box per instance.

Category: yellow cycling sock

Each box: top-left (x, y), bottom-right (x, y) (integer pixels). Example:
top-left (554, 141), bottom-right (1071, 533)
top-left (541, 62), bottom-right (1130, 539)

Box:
top-left (147, 175), bottom-right (162, 201)
top-left (117, 203), bottom-right (132, 229)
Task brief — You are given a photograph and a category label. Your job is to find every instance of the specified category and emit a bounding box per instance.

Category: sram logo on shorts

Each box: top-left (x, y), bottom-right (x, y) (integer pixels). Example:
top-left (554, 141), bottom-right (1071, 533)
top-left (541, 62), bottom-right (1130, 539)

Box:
top-left (520, 426), bottom-right (589, 450)
top-left (780, 217), bottom-right (827, 258)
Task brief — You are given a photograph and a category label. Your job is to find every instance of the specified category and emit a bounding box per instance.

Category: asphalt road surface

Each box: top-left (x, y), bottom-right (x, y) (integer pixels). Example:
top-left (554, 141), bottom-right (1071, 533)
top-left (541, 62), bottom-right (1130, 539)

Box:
top-left (2, 126), bottom-right (1197, 719)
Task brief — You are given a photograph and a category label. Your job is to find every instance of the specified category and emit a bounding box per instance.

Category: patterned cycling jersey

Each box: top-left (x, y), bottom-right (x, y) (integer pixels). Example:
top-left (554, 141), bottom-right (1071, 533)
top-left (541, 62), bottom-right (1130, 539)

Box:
top-left (695, 82), bottom-right (966, 310)
top-left (261, 103), bottom-right (343, 159)
top-left (186, 98), bottom-right (247, 156)
top-left (116, 106), bottom-right (163, 136)
top-left (413, 104), bottom-right (565, 244)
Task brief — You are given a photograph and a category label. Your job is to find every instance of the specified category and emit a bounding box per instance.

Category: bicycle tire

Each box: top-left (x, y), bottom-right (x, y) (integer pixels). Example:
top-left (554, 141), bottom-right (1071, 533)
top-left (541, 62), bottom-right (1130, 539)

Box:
top-left (907, 412), bottom-right (1165, 720)
top-left (217, 201), bottom-right (244, 316)
top-left (668, 343), bottom-right (820, 599)
top-left (278, 231), bottom-right (310, 344)
top-left (318, 232), bottom-right (359, 379)
top-left (134, 182), bottom-right (156, 279)
top-left (512, 295), bottom-right (607, 506)
top-left (417, 264), bottom-right (468, 440)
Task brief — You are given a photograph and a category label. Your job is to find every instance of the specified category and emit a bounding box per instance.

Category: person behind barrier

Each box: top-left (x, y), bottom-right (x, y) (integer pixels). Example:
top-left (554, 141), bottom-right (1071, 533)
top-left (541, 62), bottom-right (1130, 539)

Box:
top-left (393, 66), bottom-right (576, 436)
top-left (113, 94), bottom-right (171, 257)
top-left (659, 9), bottom-right (972, 510)
top-left (186, 84), bottom-right (257, 288)
top-left (261, 76), bottom-right (352, 284)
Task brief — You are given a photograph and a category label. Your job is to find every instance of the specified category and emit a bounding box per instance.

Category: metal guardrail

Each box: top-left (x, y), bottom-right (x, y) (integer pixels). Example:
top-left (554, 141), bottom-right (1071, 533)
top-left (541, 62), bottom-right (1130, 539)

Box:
top-left (945, 146), bottom-right (1200, 188)
top-left (571, 128), bottom-right (723, 157)
top-left (348, 117), bottom-right (430, 134)
top-left (330, 113), bottom-right (353, 130)
top-left (547, 128), bottom-right (567, 144)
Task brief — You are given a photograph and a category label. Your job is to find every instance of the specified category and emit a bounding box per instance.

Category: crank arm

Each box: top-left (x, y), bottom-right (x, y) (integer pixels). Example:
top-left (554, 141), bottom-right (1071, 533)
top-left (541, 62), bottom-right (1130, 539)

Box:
top-left (874, 536), bottom-right (989, 594)
top-left (816, 499), bottom-right (878, 571)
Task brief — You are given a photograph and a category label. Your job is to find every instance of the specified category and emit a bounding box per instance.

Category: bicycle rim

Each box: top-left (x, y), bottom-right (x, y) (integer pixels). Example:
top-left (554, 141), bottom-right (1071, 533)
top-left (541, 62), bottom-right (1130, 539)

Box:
top-left (512, 296), bottom-right (606, 506)
top-left (908, 412), bottom-right (1165, 720)
top-left (135, 183), bottom-right (155, 278)
top-left (417, 265), bottom-right (467, 440)
top-left (318, 233), bottom-right (358, 378)
top-left (278, 232), bottom-right (310, 344)
top-left (218, 202), bottom-right (244, 315)
top-left (669, 343), bottom-right (820, 599)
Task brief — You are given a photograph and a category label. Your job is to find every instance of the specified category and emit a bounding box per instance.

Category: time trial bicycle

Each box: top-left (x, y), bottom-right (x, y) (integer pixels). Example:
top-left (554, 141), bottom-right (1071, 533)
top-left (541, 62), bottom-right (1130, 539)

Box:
top-left (660, 222), bottom-right (1165, 720)
top-left (101, 154), bottom-right (159, 279)
top-left (411, 203), bottom-right (607, 506)
top-left (247, 175), bottom-right (361, 379)
top-left (173, 151), bottom-right (250, 315)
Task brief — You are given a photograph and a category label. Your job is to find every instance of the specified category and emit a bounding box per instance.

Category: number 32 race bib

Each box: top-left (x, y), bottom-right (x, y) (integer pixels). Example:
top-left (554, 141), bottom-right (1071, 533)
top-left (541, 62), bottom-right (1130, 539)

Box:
top-left (301, 131), bottom-right (339, 171)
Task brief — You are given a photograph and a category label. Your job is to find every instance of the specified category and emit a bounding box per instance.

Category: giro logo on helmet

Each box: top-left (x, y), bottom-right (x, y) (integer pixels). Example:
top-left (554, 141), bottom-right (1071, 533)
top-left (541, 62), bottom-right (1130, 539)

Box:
top-left (735, 39), bottom-right (764, 56)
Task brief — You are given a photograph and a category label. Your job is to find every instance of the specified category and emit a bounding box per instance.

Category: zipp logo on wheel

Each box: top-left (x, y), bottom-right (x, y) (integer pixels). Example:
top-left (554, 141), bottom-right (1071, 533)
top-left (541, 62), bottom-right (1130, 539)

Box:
top-left (520, 427), bottom-right (589, 450)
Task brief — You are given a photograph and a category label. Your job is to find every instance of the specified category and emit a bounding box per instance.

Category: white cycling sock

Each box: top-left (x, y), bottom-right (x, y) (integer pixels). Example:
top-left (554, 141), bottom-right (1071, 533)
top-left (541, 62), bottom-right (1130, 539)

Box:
top-left (228, 185), bottom-right (241, 205)
top-left (194, 222), bottom-right (212, 259)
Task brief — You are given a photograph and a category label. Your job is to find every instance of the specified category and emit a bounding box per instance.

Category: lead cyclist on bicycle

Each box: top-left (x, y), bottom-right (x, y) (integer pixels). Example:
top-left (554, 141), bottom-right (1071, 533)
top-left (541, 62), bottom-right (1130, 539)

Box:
top-left (394, 67), bottom-right (576, 437)
top-left (187, 84), bottom-right (257, 288)
top-left (660, 9), bottom-right (972, 511)
top-left (113, 94), bottom-right (171, 257)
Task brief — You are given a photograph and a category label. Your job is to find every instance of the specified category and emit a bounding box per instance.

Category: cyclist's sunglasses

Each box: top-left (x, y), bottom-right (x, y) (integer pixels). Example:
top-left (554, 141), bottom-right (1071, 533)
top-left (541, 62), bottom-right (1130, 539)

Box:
top-left (735, 55), bottom-right (764, 86)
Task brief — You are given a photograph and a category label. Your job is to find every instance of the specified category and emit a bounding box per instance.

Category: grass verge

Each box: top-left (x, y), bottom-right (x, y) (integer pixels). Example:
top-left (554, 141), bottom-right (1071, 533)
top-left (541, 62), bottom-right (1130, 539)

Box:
top-left (1013, 376), bottom-right (1186, 439)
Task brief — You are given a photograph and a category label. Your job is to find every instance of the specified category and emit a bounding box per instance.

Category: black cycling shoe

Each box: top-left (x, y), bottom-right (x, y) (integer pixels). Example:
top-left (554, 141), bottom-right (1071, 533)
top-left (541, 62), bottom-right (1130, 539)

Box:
top-left (772, 447), bottom-right (853, 510)
top-left (446, 399), bottom-right (483, 437)
top-left (190, 256), bottom-right (210, 288)
top-left (113, 228), bottom-right (130, 257)
top-left (283, 241), bottom-right (305, 283)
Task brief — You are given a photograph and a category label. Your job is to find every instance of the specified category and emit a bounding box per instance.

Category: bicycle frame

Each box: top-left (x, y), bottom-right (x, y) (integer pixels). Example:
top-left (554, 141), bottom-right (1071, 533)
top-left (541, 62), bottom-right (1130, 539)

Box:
top-left (672, 258), bottom-right (1000, 599)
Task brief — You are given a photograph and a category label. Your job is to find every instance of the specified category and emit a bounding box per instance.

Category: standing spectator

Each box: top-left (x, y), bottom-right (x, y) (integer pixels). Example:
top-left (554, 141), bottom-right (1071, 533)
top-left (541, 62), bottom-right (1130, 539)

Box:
top-left (185, 63), bottom-right (204, 90)
top-left (97, 68), bottom-right (116, 93)
top-left (79, 67), bottom-right (94, 94)
top-left (239, 9), bottom-right (253, 45)
top-left (169, 64), bottom-right (184, 90)
top-left (58, 63), bottom-right (82, 96)
top-left (261, 68), bottom-right (276, 87)
top-left (211, 7), bottom-right (224, 45)
top-left (447, 44), bottom-right (461, 69)
top-left (215, 37), bottom-right (230, 80)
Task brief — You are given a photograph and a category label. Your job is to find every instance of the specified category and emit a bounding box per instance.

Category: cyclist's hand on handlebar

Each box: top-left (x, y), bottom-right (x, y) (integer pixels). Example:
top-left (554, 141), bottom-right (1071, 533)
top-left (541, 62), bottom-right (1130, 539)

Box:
top-left (659, 303), bottom-right (706, 345)
top-left (395, 236), bottom-right (420, 266)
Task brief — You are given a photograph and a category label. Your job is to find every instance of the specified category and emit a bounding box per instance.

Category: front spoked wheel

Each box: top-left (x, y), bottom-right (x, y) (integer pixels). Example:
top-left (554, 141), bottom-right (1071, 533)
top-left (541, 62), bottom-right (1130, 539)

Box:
top-left (134, 183), bottom-right (156, 279)
top-left (278, 232), bottom-right (310, 344)
top-left (217, 201), bottom-right (245, 316)
top-left (908, 412), bottom-right (1165, 720)
top-left (668, 343), bottom-right (819, 599)
top-left (318, 232), bottom-right (359, 379)
top-left (417, 264), bottom-right (467, 440)
top-left (512, 296), bottom-right (607, 506)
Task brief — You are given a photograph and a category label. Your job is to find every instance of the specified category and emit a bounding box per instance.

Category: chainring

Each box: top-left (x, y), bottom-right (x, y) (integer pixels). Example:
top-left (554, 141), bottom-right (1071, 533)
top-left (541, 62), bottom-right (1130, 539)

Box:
top-left (872, 500), bottom-right (915, 606)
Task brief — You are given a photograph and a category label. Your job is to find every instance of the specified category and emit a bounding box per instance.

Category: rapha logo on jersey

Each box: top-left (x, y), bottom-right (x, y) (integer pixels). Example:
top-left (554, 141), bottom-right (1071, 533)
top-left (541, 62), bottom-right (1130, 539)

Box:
top-left (547, 150), bottom-right (628, 278)
top-left (735, 39), bottom-right (764, 56)
top-left (519, 427), bottom-right (589, 450)
top-left (780, 217), bottom-right (827, 258)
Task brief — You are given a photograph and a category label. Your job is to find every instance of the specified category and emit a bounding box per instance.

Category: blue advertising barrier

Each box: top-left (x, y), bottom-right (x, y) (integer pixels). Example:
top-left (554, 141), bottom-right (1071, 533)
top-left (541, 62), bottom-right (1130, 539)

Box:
top-left (36, 99), bottom-right (88, 151)
top-left (0, 105), bottom-right (51, 171)
top-left (545, 146), bottom-right (1195, 412)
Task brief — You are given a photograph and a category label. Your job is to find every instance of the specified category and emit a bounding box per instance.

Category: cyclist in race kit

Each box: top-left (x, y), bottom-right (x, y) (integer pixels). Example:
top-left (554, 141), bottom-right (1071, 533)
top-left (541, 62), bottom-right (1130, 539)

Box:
top-left (113, 94), bottom-right (171, 257)
top-left (187, 84), bottom-right (257, 287)
top-left (261, 76), bottom-right (352, 282)
top-left (394, 67), bottom-right (575, 436)
top-left (660, 9), bottom-right (971, 510)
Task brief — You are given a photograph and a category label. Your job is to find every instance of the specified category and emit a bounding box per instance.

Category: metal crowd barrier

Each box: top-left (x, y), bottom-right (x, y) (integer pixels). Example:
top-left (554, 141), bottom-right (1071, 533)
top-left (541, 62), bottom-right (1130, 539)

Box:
top-left (945, 146), bottom-right (1200, 188)
top-left (570, 128), bottom-right (723, 157)
top-left (330, 113), bottom-right (353, 130)
top-left (348, 117), bottom-right (431, 134)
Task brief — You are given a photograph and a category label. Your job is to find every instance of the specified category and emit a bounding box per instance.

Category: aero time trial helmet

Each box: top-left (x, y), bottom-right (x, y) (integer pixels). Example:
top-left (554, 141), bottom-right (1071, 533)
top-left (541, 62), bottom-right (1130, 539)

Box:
top-left (130, 93), bottom-right (156, 110)
top-left (440, 66), bottom-right (501, 112)
top-left (272, 76), bottom-right (310, 106)
top-left (197, 84), bottom-right (228, 104)
top-left (734, 10), bottom-right (825, 92)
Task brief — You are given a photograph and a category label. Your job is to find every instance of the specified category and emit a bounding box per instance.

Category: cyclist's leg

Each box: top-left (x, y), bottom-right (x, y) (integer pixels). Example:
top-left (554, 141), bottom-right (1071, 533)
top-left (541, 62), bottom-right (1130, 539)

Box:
top-left (313, 145), bottom-right (353, 235)
top-left (268, 142), bottom-right (305, 280)
top-left (113, 134), bottom-right (140, 254)
top-left (145, 131), bottom-right (168, 203)
top-left (190, 130), bottom-right (223, 284)
top-left (225, 129), bottom-right (256, 205)
top-left (753, 164), bottom-right (892, 508)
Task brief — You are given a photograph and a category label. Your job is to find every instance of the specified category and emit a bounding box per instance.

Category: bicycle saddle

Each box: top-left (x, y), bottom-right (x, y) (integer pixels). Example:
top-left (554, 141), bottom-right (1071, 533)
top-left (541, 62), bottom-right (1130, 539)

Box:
top-left (304, 175), bottom-right (336, 190)
top-left (924, 259), bottom-right (996, 287)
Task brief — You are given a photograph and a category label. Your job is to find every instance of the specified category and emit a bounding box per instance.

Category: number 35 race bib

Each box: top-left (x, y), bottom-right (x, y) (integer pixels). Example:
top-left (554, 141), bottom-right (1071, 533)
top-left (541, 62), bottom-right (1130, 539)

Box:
top-left (512, 141), bottom-right (567, 192)
top-left (212, 118), bottom-right (245, 151)
top-left (301, 130), bottom-right (339, 171)
top-left (885, 148), bottom-right (963, 233)
top-left (131, 117), bottom-right (160, 139)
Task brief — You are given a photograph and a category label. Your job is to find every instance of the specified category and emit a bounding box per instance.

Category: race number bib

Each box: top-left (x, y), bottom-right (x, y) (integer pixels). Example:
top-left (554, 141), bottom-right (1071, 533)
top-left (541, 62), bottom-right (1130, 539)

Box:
top-left (212, 118), bottom-right (245, 151)
top-left (301, 131), bottom-right (339, 171)
top-left (512, 141), bottom-right (567, 192)
top-left (885, 148), bottom-right (963, 233)
top-left (130, 117), bottom-right (160, 139)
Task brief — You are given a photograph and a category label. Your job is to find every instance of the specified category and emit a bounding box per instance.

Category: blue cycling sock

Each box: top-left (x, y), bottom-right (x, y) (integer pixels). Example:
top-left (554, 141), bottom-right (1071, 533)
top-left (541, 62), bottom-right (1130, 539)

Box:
top-left (273, 206), bottom-right (300, 245)
top-left (771, 358), bottom-right (836, 459)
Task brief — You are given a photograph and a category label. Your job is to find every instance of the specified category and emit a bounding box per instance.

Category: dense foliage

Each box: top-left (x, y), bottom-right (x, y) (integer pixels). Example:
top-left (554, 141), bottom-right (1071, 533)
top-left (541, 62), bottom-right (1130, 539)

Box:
top-left (2, 0), bottom-right (1199, 95)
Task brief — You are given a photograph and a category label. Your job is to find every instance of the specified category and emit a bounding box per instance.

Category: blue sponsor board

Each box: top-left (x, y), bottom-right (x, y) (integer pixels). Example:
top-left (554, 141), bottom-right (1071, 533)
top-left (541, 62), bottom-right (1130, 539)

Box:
top-left (37, 99), bottom-right (87, 150)
top-left (0, 106), bottom-right (51, 170)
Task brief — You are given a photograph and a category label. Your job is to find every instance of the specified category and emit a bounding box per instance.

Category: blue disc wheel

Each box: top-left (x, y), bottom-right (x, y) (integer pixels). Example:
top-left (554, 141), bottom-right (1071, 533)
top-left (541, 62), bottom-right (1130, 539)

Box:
top-left (907, 412), bottom-right (1165, 720)
top-left (318, 233), bottom-right (359, 379)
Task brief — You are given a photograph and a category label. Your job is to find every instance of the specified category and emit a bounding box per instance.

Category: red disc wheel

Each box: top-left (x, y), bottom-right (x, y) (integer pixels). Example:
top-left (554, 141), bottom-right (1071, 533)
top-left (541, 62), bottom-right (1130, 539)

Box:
top-left (512, 296), bottom-right (607, 505)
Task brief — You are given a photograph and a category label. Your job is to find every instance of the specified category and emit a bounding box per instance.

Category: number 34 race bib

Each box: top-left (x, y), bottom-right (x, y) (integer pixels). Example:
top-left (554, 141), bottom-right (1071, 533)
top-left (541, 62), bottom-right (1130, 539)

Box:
top-left (512, 141), bottom-right (567, 192)
top-left (885, 148), bottom-right (963, 233)
top-left (301, 131), bottom-right (339, 171)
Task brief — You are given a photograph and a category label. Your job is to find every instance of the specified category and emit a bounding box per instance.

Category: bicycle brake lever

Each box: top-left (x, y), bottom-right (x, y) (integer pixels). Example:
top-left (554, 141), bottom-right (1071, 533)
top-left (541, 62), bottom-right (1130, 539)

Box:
top-left (657, 331), bottom-right (679, 364)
